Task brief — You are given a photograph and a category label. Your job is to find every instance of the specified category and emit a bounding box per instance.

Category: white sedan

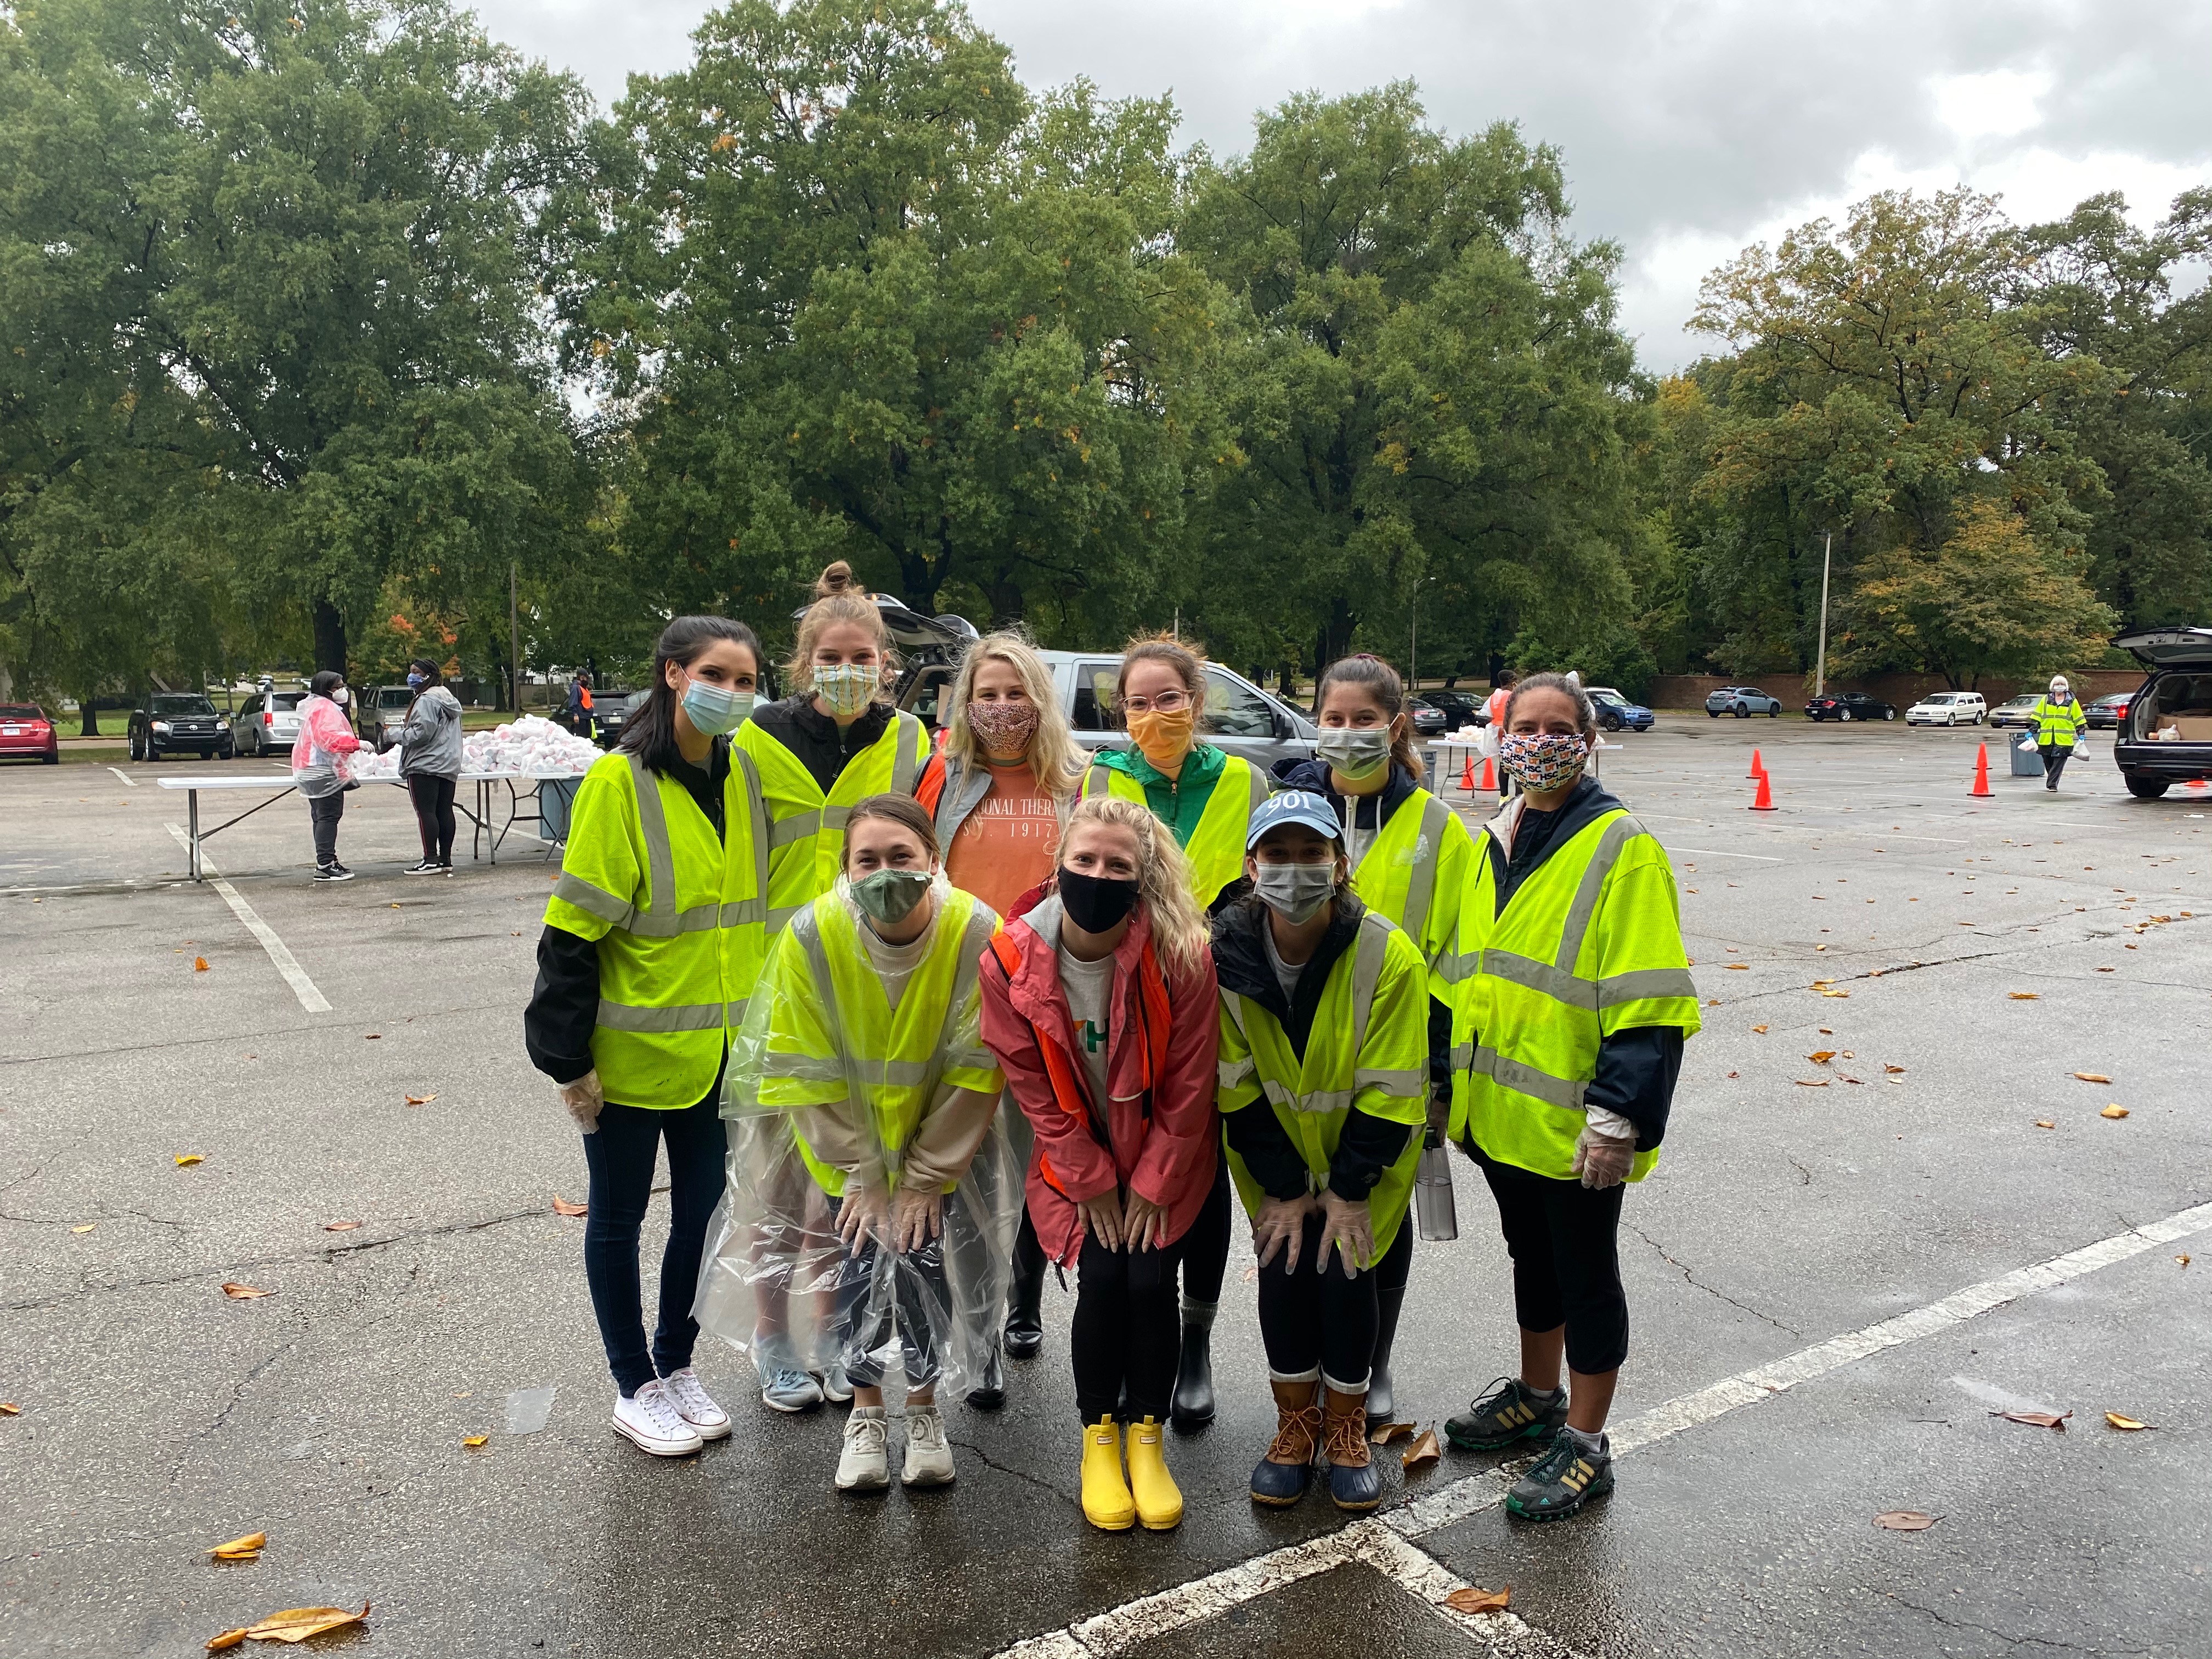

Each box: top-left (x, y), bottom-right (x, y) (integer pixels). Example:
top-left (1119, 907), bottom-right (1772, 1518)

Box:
top-left (1905, 692), bottom-right (1987, 726)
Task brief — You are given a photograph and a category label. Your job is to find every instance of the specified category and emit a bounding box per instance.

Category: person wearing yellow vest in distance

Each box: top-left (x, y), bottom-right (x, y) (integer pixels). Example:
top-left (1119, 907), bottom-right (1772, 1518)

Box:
top-left (523, 616), bottom-right (770, 1459)
top-left (1274, 654), bottom-right (1473, 1426)
top-left (1442, 672), bottom-right (1699, 1521)
top-left (1215, 792), bottom-right (1429, 1512)
top-left (2034, 674), bottom-right (2087, 792)
top-left (978, 797), bottom-right (1220, 1532)
top-left (735, 561), bottom-right (934, 1409)
top-left (1082, 635), bottom-right (1272, 1430)
top-left (918, 631), bottom-right (1085, 1400)
top-left (720, 794), bottom-right (1015, 1492)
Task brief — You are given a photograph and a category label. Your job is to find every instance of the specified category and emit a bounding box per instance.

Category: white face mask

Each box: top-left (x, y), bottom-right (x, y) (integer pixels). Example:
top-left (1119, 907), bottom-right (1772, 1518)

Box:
top-left (331, 686), bottom-right (350, 707)
top-left (1316, 728), bottom-right (1390, 781)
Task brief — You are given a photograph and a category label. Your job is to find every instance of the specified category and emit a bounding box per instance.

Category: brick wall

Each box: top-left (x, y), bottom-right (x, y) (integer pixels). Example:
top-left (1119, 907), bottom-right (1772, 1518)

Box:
top-left (1644, 670), bottom-right (2143, 712)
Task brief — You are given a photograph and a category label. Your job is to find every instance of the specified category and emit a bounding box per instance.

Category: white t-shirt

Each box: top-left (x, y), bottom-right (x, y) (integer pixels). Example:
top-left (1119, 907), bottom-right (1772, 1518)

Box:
top-left (859, 911), bottom-right (936, 1012)
top-left (1057, 946), bottom-right (1116, 1111)
top-left (1260, 923), bottom-right (1307, 1007)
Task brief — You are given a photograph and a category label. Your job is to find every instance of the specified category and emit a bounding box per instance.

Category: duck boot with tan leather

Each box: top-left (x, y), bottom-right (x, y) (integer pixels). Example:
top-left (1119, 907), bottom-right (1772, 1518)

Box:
top-left (1080, 1417), bottom-right (1136, 1532)
top-left (1126, 1415), bottom-right (1184, 1530)
top-left (1323, 1384), bottom-right (1384, 1511)
top-left (1249, 1377), bottom-right (1322, 1506)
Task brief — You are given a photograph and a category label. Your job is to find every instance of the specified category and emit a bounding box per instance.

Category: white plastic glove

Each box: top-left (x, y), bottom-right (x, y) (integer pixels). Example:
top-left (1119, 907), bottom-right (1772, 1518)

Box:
top-left (557, 1068), bottom-right (605, 1133)
top-left (1571, 1111), bottom-right (1637, 1190)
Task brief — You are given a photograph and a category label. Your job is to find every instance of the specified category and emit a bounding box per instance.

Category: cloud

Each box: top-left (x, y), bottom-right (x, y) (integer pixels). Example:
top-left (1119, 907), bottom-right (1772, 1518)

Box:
top-left (475, 0), bottom-right (2212, 368)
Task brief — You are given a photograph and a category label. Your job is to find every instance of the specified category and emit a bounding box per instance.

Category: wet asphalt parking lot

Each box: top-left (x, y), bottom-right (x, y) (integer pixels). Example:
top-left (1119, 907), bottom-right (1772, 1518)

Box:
top-left (2, 720), bottom-right (2208, 1658)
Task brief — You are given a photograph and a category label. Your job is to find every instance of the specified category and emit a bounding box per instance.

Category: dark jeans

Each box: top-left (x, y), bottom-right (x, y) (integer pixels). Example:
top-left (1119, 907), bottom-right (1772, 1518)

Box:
top-left (407, 772), bottom-right (458, 862)
top-left (1070, 1228), bottom-right (1186, 1423)
top-left (2040, 743), bottom-right (2073, 788)
top-left (580, 1092), bottom-right (730, 1396)
top-left (309, 792), bottom-right (343, 866)
top-left (1179, 1158), bottom-right (1233, 1307)
top-left (1256, 1218), bottom-right (1410, 1389)
top-left (1471, 1142), bottom-right (1629, 1375)
top-left (825, 1193), bottom-right (956, 1391)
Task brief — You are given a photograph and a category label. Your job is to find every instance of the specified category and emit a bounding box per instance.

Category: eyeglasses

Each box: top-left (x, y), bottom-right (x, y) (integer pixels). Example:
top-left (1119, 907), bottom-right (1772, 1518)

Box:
top-left (1116, 690), bottom-right (1191, 716)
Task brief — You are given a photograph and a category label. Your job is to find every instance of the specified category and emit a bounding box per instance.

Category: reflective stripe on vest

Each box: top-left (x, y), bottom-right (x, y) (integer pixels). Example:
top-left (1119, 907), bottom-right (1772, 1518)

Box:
top-left (1221, 911), bottom-right (1394, 1114)
top-left (1350, 792), bottom-right (1452, 946)
top-left (1084, 753), bottom-right (1267, 905)
top-left (743, 709), bottom-right (929, 933)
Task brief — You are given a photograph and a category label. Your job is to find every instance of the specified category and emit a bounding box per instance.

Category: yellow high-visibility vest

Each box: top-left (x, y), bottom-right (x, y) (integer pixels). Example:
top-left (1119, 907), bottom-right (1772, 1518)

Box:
top-left (2033, 697), bottom-right (2086, 747)
top-left (1346, 789), bottom-right (1474, 1003)
top-left (1447, 808), bottom-right (1701, 1181)
top-left (737, 708), bottom-right (932, 934)
top-left (1084, 753), bottom-right (1269, 907)
top-left (1216, 910), bottom-right (1430, 1263)
top-left (543, 747), bottom-right (768, 1108)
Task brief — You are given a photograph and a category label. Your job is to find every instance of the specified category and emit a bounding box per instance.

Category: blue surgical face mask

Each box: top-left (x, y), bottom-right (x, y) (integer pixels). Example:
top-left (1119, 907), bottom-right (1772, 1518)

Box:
top-left (406, 672), bottom-right (427, 688)
top-left (680, 676), bottom-right (753, 736)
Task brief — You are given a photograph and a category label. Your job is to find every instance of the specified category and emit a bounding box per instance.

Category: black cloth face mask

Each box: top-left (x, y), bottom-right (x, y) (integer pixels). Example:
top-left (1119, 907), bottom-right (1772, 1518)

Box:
top-left (1058, 867), bottom-right (1141, 934)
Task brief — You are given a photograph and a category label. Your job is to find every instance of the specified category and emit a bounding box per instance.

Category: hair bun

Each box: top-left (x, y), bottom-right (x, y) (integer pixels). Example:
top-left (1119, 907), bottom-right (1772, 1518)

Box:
top-left (814, 560), bottom-right (860, 599)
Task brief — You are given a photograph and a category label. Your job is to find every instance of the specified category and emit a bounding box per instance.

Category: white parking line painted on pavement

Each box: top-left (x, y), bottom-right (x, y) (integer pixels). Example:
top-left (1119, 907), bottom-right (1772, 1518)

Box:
top-left (163, 824), bottom-right (331, 1014)
top-left (994, 1197), bottom-right (2212, 1658)
top-left (108, 766), bottom-right (136, 787)
top-left (1667, 847), bottom-right (1784, 861)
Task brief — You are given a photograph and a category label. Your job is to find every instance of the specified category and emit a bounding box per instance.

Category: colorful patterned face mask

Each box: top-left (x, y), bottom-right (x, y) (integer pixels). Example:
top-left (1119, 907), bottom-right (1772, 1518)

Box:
top-left (966, 698), bottom-right (1040, 755)
top-left (1498, 731), bottom-right (1589, 792)
top-left (812, 662), bottom-right (878, 718)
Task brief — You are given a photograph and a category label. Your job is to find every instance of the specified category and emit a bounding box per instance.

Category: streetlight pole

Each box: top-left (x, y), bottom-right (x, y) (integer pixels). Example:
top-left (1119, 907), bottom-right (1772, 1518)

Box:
top-left (1813, 529), bottom-right (1833, 698)
top-left (509, 560), bottom-right (522, 714)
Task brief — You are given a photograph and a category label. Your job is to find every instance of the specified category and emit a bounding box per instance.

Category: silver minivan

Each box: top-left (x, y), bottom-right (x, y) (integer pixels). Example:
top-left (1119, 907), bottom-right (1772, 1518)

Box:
top-left (230, 689), bottom-right (308, 758)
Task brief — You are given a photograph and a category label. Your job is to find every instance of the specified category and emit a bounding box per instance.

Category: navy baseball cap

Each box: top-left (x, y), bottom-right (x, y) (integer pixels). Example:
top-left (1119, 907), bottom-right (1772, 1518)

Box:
top-left (1246, 789), bottom-right (1343, 850)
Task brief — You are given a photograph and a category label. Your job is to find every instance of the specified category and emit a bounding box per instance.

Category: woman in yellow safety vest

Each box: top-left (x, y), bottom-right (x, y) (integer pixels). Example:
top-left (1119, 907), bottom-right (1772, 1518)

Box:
top-left (525, 614), bottom-right (770, 1460)
top-left (1276, 653), bottom-right (1473, 1426)
top-left (733, 560), bottom-right (935, 1410)
top-left (1081, 633), bottom-right (1271, 1430)
top-left (2033, 674), bottom-right (2088, 793)
top-left (1215, 791), bottom-right (1429, 1512)
top-left (1442, 672), bottom-right (1700, 1521)
top-left (721, 794), bottom-right (1017, 1494)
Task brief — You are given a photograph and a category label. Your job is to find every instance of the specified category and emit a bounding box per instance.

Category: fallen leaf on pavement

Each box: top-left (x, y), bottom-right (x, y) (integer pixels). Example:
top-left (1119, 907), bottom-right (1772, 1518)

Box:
top-left (462, 1435), bottom-right (489, 1448)
top-left (2104, 1413), bottom-right (2152, 1431)
top-left (1795, 1079), bottom-right (1830, 1087)
top-left (364, 1034), bottom-right (381, 1040)
top-left (194, 957), bottom-right (210, 972)
top-left (323, 1221), bottom-right (361, 1232)
top-left (176, 1154), bottom-right (205, 1166)
top-left (71, 1223), bottom-right (95, 1234)
top-left (1807, 1051), bottom-right (1835, 1064)
top-left (1402, 1428), bottom-right (1441, 1470)
top-left (551, 1197), bottom-right (588, 1217)
top-left (2008, 992), bottom-right (2039, 1001)
top-left (240, 1604), bottom-right (369, 1643)
top-left (0, 1402), bottom-right (19, 1415)
top-left (1751, 1025), bottom-right (1768, 1034)
top-left (1443, 1585), bottom-right (1511, 1615)
top-left (1726, 1071), bottom-right (1739, 1079)
top-left (1240, 1263), bottom-right (1259, 1283)
top-left (1725, 963), bottom-right (1750, 970)
top-left (2073, 1073), bottom-right (2112, 1084)
top-left (2096, 966), bottom-right (2115, 973)
top-left (219, 1282), bottom-right (271, 1300)
top-left (208, 1532), bottom-right (266, 1561)
top-left (1874, 1510), bottom-right (1938, 1531)
top-left (2101, 1104), bottom-right (2129, 1119)
top-left (1369, 1421), bottom-right (1417, 1445)
top-left (1990, 1410), bottom-right (2068, 1431)
top-left (206, 1630), bottom-right (249, 1651)
top-left (1821, 989), bottom-right (1850, 998)
top-left (2176, 1255), bottom-right (2191, 1267)
top-left (2035, 1120), bottom-right (2056, 1130)
top-left (1884, 1065), bottom-right (1905, 1074)
top-left (403, 1093), bottom-right (437, 1107)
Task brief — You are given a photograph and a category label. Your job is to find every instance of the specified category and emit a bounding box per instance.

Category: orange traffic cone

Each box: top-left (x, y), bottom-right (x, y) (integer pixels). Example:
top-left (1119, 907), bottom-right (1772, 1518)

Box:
top-left (1459, 752), bottom-right (1476, 791)
top-left (1970, 742), bottom-right (1993, 798)
top-left (1479, 753), bottom-right (1498, 792)
top-left (1748, 747), bottom-right (1765, 780)
top-left (1748, 770), bottom-right (1775, 811)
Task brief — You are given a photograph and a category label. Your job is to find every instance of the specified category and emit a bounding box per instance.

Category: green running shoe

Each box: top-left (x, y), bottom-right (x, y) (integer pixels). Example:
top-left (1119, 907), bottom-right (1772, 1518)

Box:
top-left (1505, 1428), bottom-right (1613, 1521)
top-left (1445, 1377), bottom-right (1568, 1453)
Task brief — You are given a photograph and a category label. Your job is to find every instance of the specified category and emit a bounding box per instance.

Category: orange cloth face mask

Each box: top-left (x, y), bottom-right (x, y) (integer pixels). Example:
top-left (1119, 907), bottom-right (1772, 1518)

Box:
top-left (1125, 706), bottom-right (1195, 771)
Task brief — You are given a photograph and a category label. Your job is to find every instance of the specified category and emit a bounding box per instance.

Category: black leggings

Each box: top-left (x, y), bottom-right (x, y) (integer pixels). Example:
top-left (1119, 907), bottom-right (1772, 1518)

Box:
top-left (1256, 1219), bottom-right (1412, 1390)
top-left (2040, 744), bottom-right (2073, 787)
top-left (825, 1194), bottom-right (955, 1391)
top-left (1070, 1229), bottom-right (1186, 1423)
top-left (1178, 1158), bottom-right (1233, 1307)
top-left (408, 772), bottom-right (458, 862)
top-left (308, 792), bottom-right (343, 866)
top-left (1471, 1143), bottom-right (1629, 1375)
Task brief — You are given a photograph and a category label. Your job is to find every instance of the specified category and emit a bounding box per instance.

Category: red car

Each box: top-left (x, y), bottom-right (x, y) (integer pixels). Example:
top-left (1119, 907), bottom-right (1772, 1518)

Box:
top-left (0, 702), bottom-right (59, 764)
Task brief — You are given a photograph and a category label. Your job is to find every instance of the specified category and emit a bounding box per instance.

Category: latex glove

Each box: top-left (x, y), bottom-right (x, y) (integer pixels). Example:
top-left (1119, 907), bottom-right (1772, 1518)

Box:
top-left (1316, 1190), bottom-right (1374, 1278)
top-left (1571, 1123), bottom-right (1635, 1190)
top-left (1251, 1194), bottom-right (1314, 1272)
top-left (1122, 1192), bottom-right (1170, 1252)
top-left (1076, 1189), bottom-right (1125, 1252)
top-left (837, 1181), bottom-right (890, 1248)
top-left (890, 1186), bottom-right (944, 1254)
top-left (557, 1069), bottom-right (605, 1134)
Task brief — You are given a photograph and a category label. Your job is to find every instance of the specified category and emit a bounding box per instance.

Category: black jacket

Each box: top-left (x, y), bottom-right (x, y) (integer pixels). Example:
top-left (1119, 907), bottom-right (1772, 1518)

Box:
top-left (1475, 777), bottom-right (1685, 1150)
top-left (1210, 891), bottom-right (1414, 1204)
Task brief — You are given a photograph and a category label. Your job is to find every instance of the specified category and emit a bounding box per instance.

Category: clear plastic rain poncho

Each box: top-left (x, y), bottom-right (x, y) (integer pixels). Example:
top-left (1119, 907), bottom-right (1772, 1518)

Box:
top-left (695, 878), bottom-right (1020, 1400)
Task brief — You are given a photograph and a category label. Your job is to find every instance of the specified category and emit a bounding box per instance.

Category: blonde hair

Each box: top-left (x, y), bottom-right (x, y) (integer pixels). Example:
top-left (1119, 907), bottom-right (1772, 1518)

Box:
top-left (1115, 631), bottom-right (1207, 717)
top-left (941, 630), bottom-right (1084, 801)
top-left (784, 561), bottom-right (898, 701)
top-left (1059, 795), bottom-right (1209, 980)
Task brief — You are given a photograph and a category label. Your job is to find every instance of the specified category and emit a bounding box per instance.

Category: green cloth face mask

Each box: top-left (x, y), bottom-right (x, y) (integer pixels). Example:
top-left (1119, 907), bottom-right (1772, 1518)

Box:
top-left (850, 867), bottom-right (932, 925)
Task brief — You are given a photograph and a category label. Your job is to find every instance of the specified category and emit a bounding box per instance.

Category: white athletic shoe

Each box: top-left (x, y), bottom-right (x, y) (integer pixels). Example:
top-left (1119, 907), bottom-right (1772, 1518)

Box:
top-left (837, 1407), bottom-right (890, 1492)
top-left (611, 1380), bottom-right (704, 1457)
top-left (901, 1404), bottom-right (956, 1488)
top-left (660, 1367), bottom-right (731, 1441)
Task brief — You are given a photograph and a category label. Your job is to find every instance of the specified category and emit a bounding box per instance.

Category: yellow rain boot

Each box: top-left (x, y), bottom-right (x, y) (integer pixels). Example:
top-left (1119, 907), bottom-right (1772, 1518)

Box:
top-left (1081, 1417), bottom-right (1136, 1532)
top-left (1126, 1415), bottom-right (1184, 1531)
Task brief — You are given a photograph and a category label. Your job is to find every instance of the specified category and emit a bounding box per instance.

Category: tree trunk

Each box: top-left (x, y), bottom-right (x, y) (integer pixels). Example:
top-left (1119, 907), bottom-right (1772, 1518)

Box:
top-left (313, 599), bottom-right (348, 675)
top-left (79, 687), bottom-right (98, 737)
top-left (1319, 595), bottom-right (1357, 668)
top-left (982, 573), bottom-right (1024, 629)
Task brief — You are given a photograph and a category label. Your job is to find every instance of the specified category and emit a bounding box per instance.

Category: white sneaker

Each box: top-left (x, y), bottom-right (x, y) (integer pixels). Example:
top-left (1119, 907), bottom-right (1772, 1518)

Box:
top-left (660, 1367), bottom-right (731, 1441)
top-left (901, 1404), bottom-right (955, 1488)
top-left (837, 1407), bottom-right (890, 1492)
top-left (819, 1360), bottom-right (853, 1404)
top-left (611, 1380), bottom-right (704, 1457)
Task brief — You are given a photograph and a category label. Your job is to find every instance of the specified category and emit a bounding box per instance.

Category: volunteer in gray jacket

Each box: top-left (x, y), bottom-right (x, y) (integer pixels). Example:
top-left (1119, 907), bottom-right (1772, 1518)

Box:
top-left (400, 657), bottom-right (465, 875)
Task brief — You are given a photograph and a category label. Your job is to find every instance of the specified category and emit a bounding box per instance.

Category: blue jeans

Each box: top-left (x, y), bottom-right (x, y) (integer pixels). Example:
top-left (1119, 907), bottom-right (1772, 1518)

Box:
top-left (580, 1092), bottom-right (729, 1396)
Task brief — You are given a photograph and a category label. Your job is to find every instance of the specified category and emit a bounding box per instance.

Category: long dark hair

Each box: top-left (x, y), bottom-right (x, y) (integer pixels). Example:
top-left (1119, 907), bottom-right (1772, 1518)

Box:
top-left (622, 616), bottom-right (764, 775)
top-left (1314, 654), bottom-right (1423, 780)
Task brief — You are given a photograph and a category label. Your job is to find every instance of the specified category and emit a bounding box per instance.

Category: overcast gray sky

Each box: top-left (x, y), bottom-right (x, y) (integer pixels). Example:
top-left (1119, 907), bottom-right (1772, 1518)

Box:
top-left (476, 0), bottom-right (2212, 370)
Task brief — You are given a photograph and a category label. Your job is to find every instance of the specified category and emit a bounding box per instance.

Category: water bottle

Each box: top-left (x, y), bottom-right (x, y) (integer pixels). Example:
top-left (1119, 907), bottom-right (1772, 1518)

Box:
top-left (1414, 1125), bottom-right (1458, 1242)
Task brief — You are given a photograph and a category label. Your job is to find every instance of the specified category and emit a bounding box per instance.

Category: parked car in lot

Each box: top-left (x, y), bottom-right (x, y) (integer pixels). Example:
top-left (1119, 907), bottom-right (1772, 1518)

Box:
top-left (1804, 691), bottom-right (1896, 723)
top-left (1404, 695), bottom-right (1451, 736)
top-left (2084, 691), bottom-right (2132, 731)
top-left (1706, 686), bottom-right (1782, 718)
top-left (1905, 691), bottom-right (1987, 726)
top-left (589, 690), bottom-right (644, 749)
top-left (2110, 625), bottom-right (2212, 799)
top-left (366, 685), bottom-right (415, 751)
top-left (230, 690), bottom-right (308, 757)
top-left (1988, 695), bottom-right (2043, 730)
top-left (1591, 689), bottom-right (1655, 731)
top-left (0, 702), bottom-right (59, 764)
top-left (130, 691), bottom-right (233, 761)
